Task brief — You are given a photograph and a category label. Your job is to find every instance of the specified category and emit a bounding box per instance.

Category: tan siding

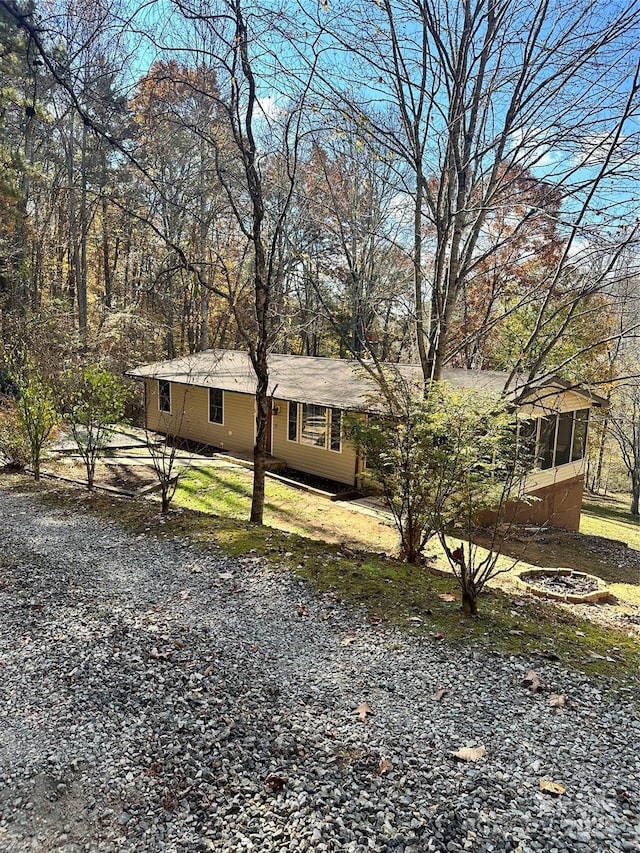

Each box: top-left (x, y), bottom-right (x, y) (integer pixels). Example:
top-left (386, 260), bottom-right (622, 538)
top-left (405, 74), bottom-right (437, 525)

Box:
top-left (519, 388), bottom-right (595, 417)
top-left (144, 380), bottom-right (255, 454)
top-left (271, 398), bottom-right (358, 485)
top-left (524, 458), bottom-right (585, 492)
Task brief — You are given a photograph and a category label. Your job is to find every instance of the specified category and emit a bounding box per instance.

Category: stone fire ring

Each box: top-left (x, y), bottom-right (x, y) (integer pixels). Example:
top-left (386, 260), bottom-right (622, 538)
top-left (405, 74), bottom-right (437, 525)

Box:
top-left (517, 568), bottom-right (610, 604)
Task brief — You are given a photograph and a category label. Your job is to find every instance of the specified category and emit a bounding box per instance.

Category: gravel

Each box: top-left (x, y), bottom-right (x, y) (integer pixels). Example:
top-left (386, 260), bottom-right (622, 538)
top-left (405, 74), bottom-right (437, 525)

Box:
top-left (0, 484), bottom-right (638, 853)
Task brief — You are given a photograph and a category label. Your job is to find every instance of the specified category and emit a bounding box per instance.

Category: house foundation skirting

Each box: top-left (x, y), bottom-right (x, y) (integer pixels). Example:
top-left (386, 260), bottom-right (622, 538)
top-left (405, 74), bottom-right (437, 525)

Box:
top-left (479, 474), bottom-right (584, 531)
top-left (489, 474), bottom-right (584, 531)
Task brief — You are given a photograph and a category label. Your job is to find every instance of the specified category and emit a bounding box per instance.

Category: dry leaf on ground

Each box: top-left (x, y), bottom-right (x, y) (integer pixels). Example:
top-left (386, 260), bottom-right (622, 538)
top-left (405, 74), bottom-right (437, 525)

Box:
top-left (539, 778), bottom-right (566, 796)
top-left (431, 632), bottom-right (445, 641)
top-left (340, 636), bottom-right (356, 646)
top-left (353, 702), bottom-right (374, 721)
top-left (438, 593), bottom-right (457, 602)
top-left (432, 688), bottom-right (448, 702)
top-left (548, 693), bottom-right (566, 708)
top-left (522, 669), bottom-right (544, 692)
top-left (449, 745), bottom-right (486, 762)
top-left (587, 650), bottom-right (606, 660)
top-left (265, 773), bottom-right (287, 792)
top-left (377, 757), bottom-right (392, 776)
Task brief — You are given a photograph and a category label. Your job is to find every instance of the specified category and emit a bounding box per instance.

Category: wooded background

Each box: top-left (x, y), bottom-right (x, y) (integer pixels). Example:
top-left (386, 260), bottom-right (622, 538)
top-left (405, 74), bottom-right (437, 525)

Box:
top-left (2, 0), bottom-right (640, 504)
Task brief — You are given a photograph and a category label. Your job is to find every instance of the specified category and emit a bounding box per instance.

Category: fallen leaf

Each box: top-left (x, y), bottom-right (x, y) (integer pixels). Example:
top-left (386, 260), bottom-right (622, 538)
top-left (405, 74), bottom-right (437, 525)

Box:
top-left (203, 664), bottom-right (215, 677)
top-left (368, 613), bottom-right (382, 625)
top-left (535, 650), bottom-right (561, 661)
top-left (377, 757), bottom-right (392, 776)
top-left (548, 693), bottom-right (566, 708)
top-left (522, 669), bottom-right (544, 693)
top-left (438, 593), bottom-right (457, 602)
top-left (251, 644), bottom-right (259, 652)
top-left (353, 702), bottom-right (373, 721)
top-left (296, 603), bottom-right (309, 617)
top-left (450, 745), bottom-right (486, 762)
top-left (431, 632), bottom-right (445, 641)
top-left (265, 773), bottom-right (286, 792)
top-left (539, 778), bottom-right (566, 796)
top-left (341, 636), bottom-right (356, 646)
top-left (432, 688), bottom-right (448, 702)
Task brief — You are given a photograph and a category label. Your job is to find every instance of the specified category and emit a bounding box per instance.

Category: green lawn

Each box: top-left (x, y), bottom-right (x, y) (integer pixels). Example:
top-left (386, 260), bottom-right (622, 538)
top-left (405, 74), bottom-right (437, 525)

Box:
top-left (581, 492), bottom-right (640, 547)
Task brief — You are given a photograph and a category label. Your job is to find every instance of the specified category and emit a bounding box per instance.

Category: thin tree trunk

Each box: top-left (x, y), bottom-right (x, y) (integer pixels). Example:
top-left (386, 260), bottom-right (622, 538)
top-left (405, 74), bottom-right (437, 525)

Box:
top-left (632, 468), bottom-right (640, 516)
top-left (77, 118), bottom-right (89, 348)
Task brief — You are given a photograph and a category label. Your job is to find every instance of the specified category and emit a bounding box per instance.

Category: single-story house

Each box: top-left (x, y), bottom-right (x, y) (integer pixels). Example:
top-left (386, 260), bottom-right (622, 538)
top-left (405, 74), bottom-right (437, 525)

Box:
top-left (128, 349), bottom-right (607, 530)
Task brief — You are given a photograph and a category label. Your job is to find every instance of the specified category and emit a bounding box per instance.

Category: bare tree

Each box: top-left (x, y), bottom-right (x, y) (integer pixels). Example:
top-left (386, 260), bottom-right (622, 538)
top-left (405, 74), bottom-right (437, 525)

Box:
top-left (609, 376), bottom-right (640, 515)
top-left (306, 0), bottom-right (640, 385)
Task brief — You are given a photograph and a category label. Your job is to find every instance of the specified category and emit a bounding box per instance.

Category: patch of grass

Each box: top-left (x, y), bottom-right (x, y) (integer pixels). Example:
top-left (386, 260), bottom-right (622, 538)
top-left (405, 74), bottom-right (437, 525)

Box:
top-left (581, 493), bottom-right (640, 547)
top-left (175, 467), bottom-right (398, 549)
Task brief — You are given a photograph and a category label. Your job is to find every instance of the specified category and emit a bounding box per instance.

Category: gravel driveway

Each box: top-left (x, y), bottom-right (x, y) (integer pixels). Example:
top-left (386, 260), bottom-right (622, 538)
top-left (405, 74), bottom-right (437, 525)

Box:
top-left (0, 484), bottom-right (638, 853)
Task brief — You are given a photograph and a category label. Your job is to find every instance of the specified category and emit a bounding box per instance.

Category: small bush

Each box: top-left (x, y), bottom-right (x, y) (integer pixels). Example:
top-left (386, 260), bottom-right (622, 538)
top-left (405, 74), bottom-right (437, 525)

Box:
top-left (0, 401), bottom-right (30, 471)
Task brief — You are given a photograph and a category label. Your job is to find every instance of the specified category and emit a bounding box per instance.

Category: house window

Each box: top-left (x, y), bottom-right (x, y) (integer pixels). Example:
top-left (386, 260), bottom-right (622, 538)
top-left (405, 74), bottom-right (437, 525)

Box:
top-left (538, 415), bottom-right (556, 470)
top-left (555, 412), bottom-right (573, 467)
top-left (158, 379), bottom-right (171, 413)
top-left (330, 409), bottom-right (342, 452)
top-left (534, 409), bottom-right (590, 469)
top-left (288, 401), bottom-right (298, 441)
top-left (301, 404), bottom-right (328, 448)
top-left (571, 409), bottom-right (589, 461)
top-left (209, 388), bottom-right (223, 424)
top-left (288, 401), bottom-right (342, 452)
top-left (517, 418), bottom-right (537, 458)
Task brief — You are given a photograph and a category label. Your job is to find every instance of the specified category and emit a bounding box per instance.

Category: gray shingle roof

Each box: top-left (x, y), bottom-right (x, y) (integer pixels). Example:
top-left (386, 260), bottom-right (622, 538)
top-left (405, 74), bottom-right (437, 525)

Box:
top-left (127, 349), bottom-right (606, 409)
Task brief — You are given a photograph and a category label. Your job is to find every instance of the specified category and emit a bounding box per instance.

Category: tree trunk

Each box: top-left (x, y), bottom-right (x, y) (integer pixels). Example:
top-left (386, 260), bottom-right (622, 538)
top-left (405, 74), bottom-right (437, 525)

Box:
top-left (592, 415), bottom-right (609, 493)
top-left (631, 469), bottom-right (640, 516)
top-left (251, 388), bottom-right (269, 524)
top-left (412, 173), bottom-right (429, 386)
top-left (77, 118), bottom-right (89, 349)
top-left (461, 589), bottom-right (478, 617)
top-left (101, 156), bottom-right (112, 309)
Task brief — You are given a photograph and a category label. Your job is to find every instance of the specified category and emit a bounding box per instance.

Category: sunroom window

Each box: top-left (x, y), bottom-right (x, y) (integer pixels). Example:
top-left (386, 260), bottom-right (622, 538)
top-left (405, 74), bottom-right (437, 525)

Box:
top-left (571, 409), bottom-right (589, 461)
top-left (534, 409), bottom-right (589, 469)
